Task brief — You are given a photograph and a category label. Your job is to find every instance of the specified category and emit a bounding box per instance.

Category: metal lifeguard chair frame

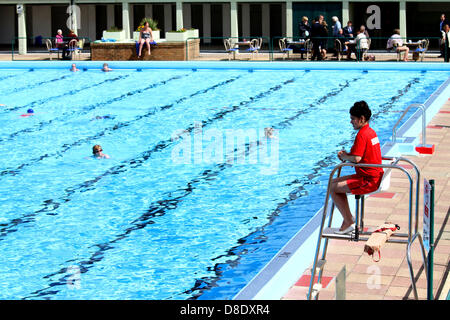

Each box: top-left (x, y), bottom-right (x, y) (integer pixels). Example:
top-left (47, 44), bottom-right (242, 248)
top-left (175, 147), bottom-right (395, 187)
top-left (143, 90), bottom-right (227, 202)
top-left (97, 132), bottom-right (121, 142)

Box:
top-left (307, 156), bottom-right (428, 300)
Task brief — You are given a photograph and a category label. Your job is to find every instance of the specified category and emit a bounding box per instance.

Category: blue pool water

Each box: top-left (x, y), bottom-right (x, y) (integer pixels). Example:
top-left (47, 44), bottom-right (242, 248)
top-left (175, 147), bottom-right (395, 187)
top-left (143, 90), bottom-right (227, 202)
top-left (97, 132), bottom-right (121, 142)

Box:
top-left (0, 66), bottom-right (448, 300)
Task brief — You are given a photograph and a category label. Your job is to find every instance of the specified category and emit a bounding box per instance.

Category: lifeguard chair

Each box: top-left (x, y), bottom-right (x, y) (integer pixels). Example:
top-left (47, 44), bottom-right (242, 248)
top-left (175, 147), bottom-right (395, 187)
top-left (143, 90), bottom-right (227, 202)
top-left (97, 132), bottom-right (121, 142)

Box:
top-left (307, 156), bottom-right (428, 300)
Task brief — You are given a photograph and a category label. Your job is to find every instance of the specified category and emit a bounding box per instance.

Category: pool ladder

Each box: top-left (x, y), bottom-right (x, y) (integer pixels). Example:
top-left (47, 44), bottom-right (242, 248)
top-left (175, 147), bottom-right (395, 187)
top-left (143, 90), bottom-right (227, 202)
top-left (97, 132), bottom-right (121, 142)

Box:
top-left (307, 156), bottom-right (428, 300)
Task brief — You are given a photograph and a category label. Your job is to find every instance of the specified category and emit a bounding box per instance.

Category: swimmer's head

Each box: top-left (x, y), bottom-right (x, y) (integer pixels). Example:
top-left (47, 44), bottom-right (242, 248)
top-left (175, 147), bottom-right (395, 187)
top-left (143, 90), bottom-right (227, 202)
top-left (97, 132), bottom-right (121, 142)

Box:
top-left (27, 108), bottom-right (34, 114)
top-left (264, 127), bottom-right (274, 138)
top-left (92, 144), bottom-right (103, 155)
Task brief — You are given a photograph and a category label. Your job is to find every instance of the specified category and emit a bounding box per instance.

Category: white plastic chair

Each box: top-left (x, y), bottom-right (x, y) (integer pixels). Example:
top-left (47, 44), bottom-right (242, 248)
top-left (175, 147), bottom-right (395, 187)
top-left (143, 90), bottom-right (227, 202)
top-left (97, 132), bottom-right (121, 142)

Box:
top-left (223, 38), bottom-right (238, 61)
top-left (278, 38), bottom-right (293, 60)
top-left (45, 39), bottom-right (59, 60)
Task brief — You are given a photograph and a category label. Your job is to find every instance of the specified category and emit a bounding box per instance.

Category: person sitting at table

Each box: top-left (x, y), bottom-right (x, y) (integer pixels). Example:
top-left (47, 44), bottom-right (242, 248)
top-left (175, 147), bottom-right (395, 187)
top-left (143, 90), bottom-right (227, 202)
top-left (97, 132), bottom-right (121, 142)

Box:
top-left (67, 29), bottom-right (79, 41)
top-left (386, 29), bottom-right (409, 62)
top-left (55, 29), bottom-right (64, 48)
top-left (138, 21), bottom-right (154, 58)
top-left (336, 28), bottom-right (350, 57)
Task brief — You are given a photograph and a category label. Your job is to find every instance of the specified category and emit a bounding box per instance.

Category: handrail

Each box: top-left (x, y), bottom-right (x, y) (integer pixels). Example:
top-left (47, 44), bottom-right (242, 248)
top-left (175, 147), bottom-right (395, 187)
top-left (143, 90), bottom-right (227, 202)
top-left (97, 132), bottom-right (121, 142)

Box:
top-left (392, 103), bottom-right (427, 146)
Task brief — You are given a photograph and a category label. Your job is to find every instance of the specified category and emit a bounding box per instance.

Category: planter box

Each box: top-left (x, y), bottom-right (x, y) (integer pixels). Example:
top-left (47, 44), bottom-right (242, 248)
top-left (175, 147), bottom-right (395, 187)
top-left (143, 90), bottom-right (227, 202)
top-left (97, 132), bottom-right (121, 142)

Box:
top-left (133, 30), bottom-right (160, 41)
top-left (165, 31), bottom-right (189, 42)
top-left (102, 30), bottom-right (125, 41)
top-left (187, 29), bottom-right (199, 39)
top-left (165, 29), bottom-right (198, 42)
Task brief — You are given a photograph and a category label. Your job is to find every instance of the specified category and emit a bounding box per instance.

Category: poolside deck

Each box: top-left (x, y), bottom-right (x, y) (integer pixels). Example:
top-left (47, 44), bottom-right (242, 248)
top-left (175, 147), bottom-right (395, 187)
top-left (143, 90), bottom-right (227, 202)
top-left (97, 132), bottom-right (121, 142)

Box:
top-left (282, 98), bottom-right (450, 300)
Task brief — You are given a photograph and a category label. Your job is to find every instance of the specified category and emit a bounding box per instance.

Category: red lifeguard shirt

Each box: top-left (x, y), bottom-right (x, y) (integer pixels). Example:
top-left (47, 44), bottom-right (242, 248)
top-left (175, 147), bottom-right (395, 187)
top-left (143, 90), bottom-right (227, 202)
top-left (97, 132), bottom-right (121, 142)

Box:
top-left (350, 123), bottom-right (383, 178)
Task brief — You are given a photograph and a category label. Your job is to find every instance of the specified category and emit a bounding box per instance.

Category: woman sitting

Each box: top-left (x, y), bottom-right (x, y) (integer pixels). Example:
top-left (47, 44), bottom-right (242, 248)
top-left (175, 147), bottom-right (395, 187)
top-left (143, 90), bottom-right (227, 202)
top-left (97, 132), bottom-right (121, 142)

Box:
top-left (386, 29), bottom-right (409, 62)
top-left (138, 21), bottom-right (154, 58)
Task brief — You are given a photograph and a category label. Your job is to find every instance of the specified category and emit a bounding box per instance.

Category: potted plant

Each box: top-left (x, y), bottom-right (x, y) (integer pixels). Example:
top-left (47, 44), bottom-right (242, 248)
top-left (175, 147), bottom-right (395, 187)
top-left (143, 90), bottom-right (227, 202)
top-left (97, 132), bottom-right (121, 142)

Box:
top-left (102, 26), bottom-right (125, 41)
top-left (166, 28), bottom-right (198, 42)
top-left (133, 18), bottom-right (160, 41)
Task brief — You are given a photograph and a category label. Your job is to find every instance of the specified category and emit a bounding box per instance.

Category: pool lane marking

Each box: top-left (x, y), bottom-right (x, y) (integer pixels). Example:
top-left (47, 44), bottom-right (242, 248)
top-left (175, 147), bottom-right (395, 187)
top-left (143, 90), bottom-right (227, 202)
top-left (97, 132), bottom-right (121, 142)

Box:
top-left (0, 73), bottom-right (191, 143)
top-left (1, 73), bottom-right (130, 114)
top-left (0, 75), bottom-right (243, 177)
top-left (19, 77), bottom-right (300, 299)
top-left (7, 74), bottom-right (75, 94)
top-left (0, 70), bottom-right (32, 84)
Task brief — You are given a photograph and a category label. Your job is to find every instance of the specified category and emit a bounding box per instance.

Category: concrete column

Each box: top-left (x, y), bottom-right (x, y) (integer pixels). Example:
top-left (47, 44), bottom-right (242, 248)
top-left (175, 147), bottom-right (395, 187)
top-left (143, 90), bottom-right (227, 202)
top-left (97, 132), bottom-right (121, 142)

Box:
top-left (17, 4), bottom-right (27, 54)
top-left (399, 1), bottom-right (407, 39)
top-left (285, 1), bottom-right (293, 38)
top-left (262, 3), bottom-right (270, 40)
top-left (230, 1), bottom-right (238, 39)
top-left (165, 3), bottom-right (172, 31)
top-left (342, 1), bottom-right (349, 25)
top-left (122, 2), bottom-right (131, 39)
top-left (107, 4), bottom-right (115, 29)
top-left (203, 4), bottom-right (211, 43)
top-left (242, 3), bottom-right (250, 38)
top-left (176, 1), bottom-right (183, 30)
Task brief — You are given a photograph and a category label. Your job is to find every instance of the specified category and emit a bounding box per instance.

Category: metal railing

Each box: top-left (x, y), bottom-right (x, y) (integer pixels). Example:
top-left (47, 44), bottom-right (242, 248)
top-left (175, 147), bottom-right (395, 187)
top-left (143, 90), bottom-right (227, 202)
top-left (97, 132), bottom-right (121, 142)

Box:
top-left (307, 157), bottom-right (428, 300)
top-left (185, 36), bottom-right (272, 62)
top-left (183, 35), bottom-right (445, 62)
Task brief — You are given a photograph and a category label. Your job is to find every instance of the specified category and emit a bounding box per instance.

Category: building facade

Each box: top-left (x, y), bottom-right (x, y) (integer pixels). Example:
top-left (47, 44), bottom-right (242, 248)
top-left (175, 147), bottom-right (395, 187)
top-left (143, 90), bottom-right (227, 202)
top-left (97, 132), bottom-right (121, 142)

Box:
top-left (1, 0), bottom-right (449, 50)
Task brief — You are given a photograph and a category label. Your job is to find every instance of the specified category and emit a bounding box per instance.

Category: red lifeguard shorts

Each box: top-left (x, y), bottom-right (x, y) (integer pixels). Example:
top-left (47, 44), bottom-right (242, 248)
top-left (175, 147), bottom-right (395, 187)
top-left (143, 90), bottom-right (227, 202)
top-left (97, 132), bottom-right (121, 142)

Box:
top-left (346, 173), bottom-right (383, 195)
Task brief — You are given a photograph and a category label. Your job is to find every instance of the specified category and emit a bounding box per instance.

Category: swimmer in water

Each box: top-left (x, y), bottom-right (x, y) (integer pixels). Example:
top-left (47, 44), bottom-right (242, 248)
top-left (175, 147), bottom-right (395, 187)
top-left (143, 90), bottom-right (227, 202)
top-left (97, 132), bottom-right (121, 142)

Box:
top-left (70, 63), bottom-right (80, 72)
top-left (92, 144), bottom-right (110, 159)
top-left (21, 108), bottom-right (35, 117)
top-left (91, 115), bottom-right (114, 121)
top-left (264, 127), bottom-right (277, 139)
top-left (101, 63), bottom-right (112, 72)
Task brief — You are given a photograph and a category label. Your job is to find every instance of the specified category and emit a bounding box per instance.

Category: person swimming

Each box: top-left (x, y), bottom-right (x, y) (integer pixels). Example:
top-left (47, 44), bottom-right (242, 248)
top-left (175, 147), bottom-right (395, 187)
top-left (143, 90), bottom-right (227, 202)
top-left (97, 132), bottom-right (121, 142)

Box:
top-left (264, 127), bottom-right (276, 139)
top-left (92, 144), bottom-right (110, 159)
top-left (21, 108), bottom-right (34, 117)
top-left (91, 115), bottom-right (114, 121)
top-left (70, 63), bottom-right (80, 72)
top-left (101, 63), bottom-right (112, 72)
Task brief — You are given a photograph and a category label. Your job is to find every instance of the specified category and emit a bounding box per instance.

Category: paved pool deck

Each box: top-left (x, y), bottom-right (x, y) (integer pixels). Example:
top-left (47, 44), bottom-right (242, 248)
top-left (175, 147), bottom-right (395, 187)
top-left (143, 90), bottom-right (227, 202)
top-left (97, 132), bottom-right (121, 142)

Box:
top-left (282, 98), bottom-right (450, 300)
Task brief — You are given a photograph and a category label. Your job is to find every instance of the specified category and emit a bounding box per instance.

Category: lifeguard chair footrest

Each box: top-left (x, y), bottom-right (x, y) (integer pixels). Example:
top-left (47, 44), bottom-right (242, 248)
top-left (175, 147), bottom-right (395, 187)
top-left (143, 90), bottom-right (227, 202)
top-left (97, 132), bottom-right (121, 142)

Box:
top-left (323, 227), bottom-right (355, 240)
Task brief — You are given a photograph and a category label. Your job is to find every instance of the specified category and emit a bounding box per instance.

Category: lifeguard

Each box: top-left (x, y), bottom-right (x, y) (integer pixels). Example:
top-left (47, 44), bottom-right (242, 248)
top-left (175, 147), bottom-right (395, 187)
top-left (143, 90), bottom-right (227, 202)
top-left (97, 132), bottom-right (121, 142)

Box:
top-left (330, 101), bottom-right (383, 234)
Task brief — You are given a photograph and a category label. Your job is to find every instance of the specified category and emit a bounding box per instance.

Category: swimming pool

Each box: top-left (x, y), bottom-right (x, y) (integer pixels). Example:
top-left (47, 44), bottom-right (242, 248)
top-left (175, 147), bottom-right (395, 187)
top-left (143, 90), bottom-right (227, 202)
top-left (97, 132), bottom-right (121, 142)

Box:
top-left (0, 62), bottom-right (449, 300)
